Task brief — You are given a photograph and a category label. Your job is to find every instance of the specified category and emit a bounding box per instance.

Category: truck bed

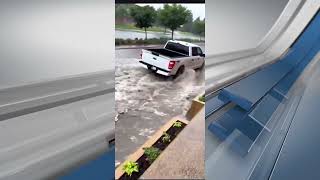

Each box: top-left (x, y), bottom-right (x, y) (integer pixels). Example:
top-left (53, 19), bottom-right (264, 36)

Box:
top-left (146, 48), bottom-right (187, 58)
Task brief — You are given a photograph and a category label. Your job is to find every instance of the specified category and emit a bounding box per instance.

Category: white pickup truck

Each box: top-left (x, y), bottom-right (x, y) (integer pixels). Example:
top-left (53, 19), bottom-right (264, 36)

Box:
top-left (139, 40), bottom-right (205, 77)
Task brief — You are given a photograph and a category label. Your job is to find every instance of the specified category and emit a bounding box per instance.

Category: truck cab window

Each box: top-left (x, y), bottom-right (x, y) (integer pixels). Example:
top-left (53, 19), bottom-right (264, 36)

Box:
top-left (197, 47), bottom-right (203, 55)
top-left (165, 42), bottom-right (189, 56)
top-left (192, 47), bottom-right (199, 56)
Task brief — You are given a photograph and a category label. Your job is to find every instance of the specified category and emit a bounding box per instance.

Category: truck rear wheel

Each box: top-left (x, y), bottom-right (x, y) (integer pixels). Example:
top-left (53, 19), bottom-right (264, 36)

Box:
top-left (174, 66), bottom-right (185, 78)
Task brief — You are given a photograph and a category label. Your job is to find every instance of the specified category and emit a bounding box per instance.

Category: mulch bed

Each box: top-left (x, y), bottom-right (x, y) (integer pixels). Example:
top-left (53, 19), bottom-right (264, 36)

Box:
top-left (119, 120), bottom-right (187, 180)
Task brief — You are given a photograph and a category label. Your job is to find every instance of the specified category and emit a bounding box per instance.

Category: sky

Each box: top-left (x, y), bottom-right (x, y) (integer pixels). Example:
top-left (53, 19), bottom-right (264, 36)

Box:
top-left (136, 4), bottom-right (205, 20)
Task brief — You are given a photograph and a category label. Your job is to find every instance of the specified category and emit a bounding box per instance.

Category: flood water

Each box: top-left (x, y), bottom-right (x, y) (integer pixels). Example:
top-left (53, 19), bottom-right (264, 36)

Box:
top-left (116, 30), bottom-right (202, 40)
top-left (115, 46), bottom-right (204, 165)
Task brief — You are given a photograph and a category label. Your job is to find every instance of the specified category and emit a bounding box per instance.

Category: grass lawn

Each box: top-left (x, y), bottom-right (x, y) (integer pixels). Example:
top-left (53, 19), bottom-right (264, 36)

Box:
top-left (115, 23), bottom-right (205, 42)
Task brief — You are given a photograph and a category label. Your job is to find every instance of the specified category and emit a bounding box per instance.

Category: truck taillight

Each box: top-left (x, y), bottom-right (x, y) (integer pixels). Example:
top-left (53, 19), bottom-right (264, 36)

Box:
top-left (140, 52), bottom-right (142, 59)
top-left (168, 61), bottom-right (176, 69)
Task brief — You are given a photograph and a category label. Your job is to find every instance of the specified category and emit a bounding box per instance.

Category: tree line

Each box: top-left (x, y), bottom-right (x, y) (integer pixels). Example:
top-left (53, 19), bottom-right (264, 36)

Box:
top-left (116, 4), bottom-right (205, 40)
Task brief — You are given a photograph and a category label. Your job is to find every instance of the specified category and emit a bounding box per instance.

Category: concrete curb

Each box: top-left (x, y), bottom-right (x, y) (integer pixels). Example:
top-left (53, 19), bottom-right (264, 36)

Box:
top-left (186, 92), bottom-right (205, 120)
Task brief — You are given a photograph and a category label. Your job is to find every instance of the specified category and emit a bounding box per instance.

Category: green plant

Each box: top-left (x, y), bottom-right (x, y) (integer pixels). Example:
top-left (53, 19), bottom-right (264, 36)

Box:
top-left (115, 37), bottom-right (203, 46)
top-left (198, 95), bottom-right (205, 102)
top-left (143, 147), bottom-right (161, 163)
top-left (173, 121), bottom-right (183, 128)
top-left (162, 132), bottom-right (171, 143)
top-left (122, 161), bottom-right (139, 176)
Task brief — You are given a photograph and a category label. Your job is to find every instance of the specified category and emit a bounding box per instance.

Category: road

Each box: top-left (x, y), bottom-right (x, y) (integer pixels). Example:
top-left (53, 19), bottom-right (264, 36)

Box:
top-left (115, 44), bottom-right (205, 166)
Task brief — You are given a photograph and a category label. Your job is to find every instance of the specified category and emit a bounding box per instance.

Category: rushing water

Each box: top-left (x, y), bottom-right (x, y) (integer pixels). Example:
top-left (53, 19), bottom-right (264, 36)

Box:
top-left (116, 29), bottom-right (202, 40)
top-left (115, 46), bottom-right (204, 165)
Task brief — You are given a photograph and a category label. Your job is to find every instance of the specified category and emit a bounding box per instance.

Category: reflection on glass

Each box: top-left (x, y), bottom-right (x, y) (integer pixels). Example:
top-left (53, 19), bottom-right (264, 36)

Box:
top-left (0, 1), bottom-right (114, 89)
top-left (206, 0), bottom-right (289, 55)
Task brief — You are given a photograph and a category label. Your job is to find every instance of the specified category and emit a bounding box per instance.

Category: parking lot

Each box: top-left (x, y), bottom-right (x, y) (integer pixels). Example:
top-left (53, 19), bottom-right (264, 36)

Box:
top-left (115, 44), bottom-right (204, 165)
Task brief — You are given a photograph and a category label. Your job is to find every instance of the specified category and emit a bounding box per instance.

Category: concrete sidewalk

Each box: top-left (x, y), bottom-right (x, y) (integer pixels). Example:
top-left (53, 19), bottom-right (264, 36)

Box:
top-left (141, 108), bottom-right (204, 179)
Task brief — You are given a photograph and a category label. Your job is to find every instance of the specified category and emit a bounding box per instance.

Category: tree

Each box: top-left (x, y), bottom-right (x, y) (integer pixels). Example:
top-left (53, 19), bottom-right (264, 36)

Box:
top-left (193, 17), bottom-right (205, 41)
top-left (115, 4), bottom-right (130, 19)
top-left (180, 12), bottom-right (193, 33)
top-left (158, 4), bottom-right (192, 39)
top-left (130, 5), bottom-right (156, 40)
top-left (115, 4), bottom-right (135, 24)
top-left (158, 5), bottom-right (169, 33)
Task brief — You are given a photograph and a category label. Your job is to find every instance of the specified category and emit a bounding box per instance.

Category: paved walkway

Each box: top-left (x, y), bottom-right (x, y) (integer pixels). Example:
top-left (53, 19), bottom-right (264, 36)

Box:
top-left (142, 108), bottom-right (204, 179)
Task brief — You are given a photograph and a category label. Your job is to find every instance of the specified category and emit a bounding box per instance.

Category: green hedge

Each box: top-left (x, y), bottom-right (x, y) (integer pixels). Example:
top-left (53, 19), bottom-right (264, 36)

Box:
top-left (115, 38), bottom-right (204, 46)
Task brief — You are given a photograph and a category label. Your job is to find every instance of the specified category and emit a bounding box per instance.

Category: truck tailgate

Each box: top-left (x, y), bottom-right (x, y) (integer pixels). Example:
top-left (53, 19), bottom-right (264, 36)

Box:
top-left (141, 49), bottom-right (171, 71)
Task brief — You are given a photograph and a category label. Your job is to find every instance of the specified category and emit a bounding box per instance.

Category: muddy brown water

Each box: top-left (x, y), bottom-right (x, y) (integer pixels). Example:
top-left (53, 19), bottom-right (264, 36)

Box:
top-left (115, 50), bottom-right (204, 166)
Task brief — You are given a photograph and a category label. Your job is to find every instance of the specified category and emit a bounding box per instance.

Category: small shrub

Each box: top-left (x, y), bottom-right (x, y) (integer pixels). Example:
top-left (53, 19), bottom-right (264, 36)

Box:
top-left (162, 132), bottom-right (171, 143)
top-left (122, 161), bottom-right (139, 176)
top-left (115, 37), bottom-right (204, 46)
top-left (173, 121), bottom-right (183, 128)
top-left (143, 147), bottom-right (161, 163)
top-left (198, 95), bottom-right (205, 102)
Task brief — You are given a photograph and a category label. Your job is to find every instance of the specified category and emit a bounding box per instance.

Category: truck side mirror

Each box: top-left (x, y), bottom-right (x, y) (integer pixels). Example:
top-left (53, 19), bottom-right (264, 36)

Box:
top-left (200, 53), bottom-right (205, 57)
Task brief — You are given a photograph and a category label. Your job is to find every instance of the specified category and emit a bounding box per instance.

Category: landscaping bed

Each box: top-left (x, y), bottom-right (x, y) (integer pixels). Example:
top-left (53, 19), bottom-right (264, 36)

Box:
top-left (118, 120), bottom-right (187, 180)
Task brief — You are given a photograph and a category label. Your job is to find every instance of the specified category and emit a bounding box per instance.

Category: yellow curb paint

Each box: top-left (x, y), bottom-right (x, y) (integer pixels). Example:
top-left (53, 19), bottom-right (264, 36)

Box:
top-left (186, 93), bottom-right (205, 119)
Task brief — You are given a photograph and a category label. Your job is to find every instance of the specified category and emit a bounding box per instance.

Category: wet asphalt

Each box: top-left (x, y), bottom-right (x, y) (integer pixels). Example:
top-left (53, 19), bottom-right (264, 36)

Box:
top-left (115, 44), bottom-right (205, 166)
